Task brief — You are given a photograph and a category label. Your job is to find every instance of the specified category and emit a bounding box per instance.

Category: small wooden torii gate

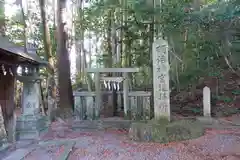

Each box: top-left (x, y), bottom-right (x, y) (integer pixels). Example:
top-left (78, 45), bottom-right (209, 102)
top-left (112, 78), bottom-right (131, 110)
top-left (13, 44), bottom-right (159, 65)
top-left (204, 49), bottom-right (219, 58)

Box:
top-left (86, 68), bottom-right (139, 118)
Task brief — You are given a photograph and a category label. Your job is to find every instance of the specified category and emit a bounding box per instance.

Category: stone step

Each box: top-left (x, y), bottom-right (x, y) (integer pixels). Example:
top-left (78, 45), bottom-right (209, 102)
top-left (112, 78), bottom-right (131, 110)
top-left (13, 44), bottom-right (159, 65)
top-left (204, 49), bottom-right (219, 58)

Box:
top-left (3, 148), bottom-right (35, 160)
top-left (0, 143), bottom-right (11, 158)
top-left (38, 140), bottom-right (76, 160)
top-left (38, 139), bottom-right (72, 146)
top-left (15, 127), bottom-right (48, 141)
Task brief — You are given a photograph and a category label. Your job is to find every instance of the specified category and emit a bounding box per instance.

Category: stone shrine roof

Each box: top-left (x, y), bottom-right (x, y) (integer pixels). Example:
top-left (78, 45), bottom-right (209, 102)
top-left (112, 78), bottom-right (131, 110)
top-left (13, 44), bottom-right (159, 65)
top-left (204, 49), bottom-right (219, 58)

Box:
top-left (0, 36), bottom-right (48, 65)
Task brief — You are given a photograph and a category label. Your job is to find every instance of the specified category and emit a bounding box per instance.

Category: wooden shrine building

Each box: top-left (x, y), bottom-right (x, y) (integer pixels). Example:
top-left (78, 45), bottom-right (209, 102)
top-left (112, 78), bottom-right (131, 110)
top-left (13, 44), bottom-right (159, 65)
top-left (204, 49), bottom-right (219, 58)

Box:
top-left (0, 36), bottom-right (47, 142)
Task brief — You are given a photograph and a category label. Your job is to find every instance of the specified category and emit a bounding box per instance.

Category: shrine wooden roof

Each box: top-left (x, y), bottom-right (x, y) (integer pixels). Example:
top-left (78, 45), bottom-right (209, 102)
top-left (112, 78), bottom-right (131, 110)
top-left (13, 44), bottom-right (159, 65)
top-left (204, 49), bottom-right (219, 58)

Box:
top-left (0, 36), bottom-right (48, 65)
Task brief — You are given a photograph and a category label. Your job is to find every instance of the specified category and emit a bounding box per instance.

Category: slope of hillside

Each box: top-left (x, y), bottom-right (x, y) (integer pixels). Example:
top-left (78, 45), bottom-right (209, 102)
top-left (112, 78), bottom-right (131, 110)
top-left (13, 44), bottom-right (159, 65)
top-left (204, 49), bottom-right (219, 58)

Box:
top-left (171, 70), bottom-right (240, 117)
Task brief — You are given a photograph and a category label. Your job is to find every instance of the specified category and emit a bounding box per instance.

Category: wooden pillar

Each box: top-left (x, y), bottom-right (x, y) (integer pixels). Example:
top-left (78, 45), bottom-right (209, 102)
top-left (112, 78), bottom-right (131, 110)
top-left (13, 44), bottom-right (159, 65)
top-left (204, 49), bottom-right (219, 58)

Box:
top-left (94, 72), bottom-right (101, 119)
top-left (5, 74), bottom-right (16, 143)
top-left (73, 96), bottom-right (81, 119)
top-left (0, 105), bottom-right (7, 145)
top-left (123, 72), bottom-right (129, 116)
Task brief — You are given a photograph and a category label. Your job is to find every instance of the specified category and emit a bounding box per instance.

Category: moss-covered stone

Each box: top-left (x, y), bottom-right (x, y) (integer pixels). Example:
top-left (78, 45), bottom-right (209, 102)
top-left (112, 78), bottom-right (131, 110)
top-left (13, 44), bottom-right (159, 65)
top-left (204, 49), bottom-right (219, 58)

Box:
top-left (129, 121), bottom-right (147, 141)
top-left (129, 119), bottom-right (204, 143)
top-left (166, 119), bottom-right (203, 142)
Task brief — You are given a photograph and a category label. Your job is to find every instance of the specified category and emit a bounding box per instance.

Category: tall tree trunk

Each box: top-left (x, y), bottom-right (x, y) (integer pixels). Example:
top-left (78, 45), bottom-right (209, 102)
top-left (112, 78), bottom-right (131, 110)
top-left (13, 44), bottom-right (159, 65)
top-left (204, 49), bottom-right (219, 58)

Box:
top-left (85, 33), bottom-right (93, 91)
top-left (121, 0), bottom-right (127, 67)
top-left (75, 0), bottom-right (83, 77)
top-left (20, 0), bottom-right (27, 53)
top-left (107, 10), bottom-right (113, 68)
top-left (53, 0), bottom-right (56, 26)
top-left (80, 1), bottom-right (86, 83)
top-left (78, 4), bottom-right (92, 91)
top-left (110, 10), bottom-right (118, 116)
top-left (0, 0), bottom-right (5, 36)
top-left (111, 13), bottom-right (117, 65)
top-left (56, 0), bottom-right (74, 115)
top-left (119, 0), bottom-right (126, 112)
top-left (88, 35), bottom-right (92, 68)
top-left (116, 7), bottom-right (121, 66)
top-left (39, 0), bottom-right (56, 116)
top-left (39, 0), bottom-right (54, 77)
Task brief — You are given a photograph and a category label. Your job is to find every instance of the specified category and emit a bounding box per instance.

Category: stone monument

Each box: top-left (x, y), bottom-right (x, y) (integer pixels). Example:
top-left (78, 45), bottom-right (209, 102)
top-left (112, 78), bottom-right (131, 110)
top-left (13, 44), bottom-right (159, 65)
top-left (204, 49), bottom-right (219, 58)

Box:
top-left (152, 38), bottom-right (170, 121)
top-left (15, 67), bottom-right (48, 140)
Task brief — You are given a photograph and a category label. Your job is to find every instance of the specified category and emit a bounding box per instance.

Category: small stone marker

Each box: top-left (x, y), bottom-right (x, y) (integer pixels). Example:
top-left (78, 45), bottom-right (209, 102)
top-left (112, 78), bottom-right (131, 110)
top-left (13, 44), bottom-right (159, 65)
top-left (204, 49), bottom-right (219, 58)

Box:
top-left (152, 38), bottom-right (170, 121)
top-left (203, 86), bottom-right (211, 117)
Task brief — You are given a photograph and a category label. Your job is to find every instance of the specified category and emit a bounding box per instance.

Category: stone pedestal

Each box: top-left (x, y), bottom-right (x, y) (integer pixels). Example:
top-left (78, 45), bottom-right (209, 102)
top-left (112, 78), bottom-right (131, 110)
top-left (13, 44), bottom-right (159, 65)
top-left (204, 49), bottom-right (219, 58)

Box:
top-left (16, 114), bottom-right (48, 140)
top-left (16, 76), bottom-right (49, 140)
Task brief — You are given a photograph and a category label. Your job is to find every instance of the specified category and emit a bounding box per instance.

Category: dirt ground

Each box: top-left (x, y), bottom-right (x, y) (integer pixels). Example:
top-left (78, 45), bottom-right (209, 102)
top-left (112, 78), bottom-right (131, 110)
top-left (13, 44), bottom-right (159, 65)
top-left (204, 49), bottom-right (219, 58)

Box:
top-left (2, 114), bottom-right (238, 160)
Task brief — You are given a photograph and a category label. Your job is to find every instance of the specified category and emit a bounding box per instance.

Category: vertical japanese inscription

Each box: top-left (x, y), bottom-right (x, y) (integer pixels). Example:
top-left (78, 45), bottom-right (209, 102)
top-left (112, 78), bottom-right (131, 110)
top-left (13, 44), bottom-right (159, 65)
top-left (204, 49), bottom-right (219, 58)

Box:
top-left (153, 39), bottom-right (170, 120)
top-left (23, 83), bottom-right (38, 115)
top-left (156, 54), bottom-right (167, 64)
top-left (26, 102), bottom-right (31, 108)
top-left (27, 87), bottom-right (32, 95)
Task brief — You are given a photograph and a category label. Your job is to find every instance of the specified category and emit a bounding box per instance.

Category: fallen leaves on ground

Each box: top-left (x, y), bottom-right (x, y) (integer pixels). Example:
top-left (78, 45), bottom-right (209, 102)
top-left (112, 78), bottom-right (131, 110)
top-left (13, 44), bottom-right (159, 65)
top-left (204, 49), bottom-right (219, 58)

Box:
top-left (19, 120), bottom-right (240, 160)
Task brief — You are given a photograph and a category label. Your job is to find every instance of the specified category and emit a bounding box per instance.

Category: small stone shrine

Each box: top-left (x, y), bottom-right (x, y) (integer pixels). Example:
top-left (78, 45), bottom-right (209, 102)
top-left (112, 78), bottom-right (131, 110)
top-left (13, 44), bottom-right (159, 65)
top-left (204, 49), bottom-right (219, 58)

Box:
top-left (85, 68), bottom-right (139, 119)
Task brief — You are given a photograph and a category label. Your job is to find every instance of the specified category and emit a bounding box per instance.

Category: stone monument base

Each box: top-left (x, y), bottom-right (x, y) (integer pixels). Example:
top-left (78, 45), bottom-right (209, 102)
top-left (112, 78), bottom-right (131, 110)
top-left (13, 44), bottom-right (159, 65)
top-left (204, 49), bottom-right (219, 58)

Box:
top-left (0, 137), bottom-right (8, 147)
top-left (16, 114), bottom-right (49, 140)
top-left (196, 116), bottom-right (219, 125)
